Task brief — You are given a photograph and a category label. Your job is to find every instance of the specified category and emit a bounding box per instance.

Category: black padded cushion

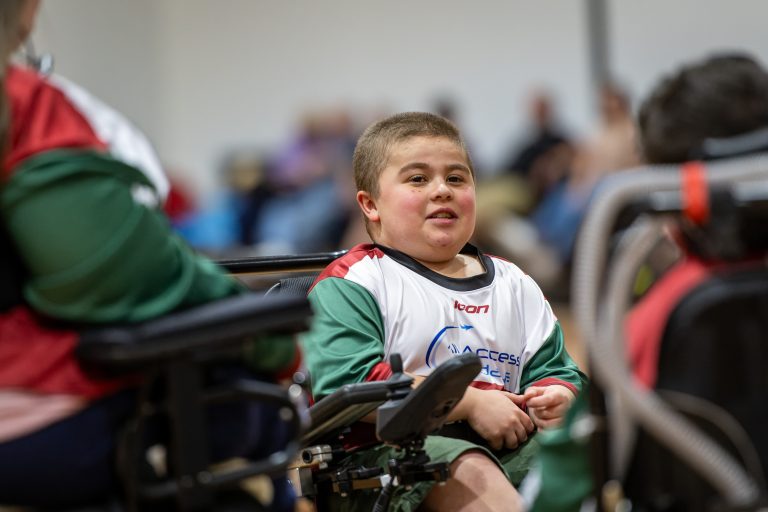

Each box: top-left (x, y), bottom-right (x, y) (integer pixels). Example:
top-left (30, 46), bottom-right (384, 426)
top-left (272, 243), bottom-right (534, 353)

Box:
top-left (626, 266), bottom-right (768, 510)
top-left (76, 293), bottom-right (311, 369)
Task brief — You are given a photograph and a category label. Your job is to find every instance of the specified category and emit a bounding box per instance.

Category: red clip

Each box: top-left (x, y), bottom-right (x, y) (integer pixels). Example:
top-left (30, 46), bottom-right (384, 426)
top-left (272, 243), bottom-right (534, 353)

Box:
top-left (681, 161), bottom-right (709, 225)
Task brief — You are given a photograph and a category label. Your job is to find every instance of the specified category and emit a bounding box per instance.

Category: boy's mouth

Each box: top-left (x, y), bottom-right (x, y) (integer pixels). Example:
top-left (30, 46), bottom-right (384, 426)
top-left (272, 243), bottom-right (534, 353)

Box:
top-left (427, 208), bottom-right (457, 219)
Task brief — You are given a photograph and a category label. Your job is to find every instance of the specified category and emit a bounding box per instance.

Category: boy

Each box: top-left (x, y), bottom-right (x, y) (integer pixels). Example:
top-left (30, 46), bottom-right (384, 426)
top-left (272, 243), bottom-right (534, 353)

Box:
top-left (301, 112), bottom-right (587, 511)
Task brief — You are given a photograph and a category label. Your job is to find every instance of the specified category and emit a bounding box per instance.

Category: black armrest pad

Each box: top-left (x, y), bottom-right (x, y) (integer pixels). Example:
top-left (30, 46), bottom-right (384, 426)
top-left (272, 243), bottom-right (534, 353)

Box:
top-left (76, 293), bottom-right (311, 368)
top-left (303, 378), bottom-right (411, 445)
top-left (217, 251), bottom-right (348, 274)
top-left (376, 353), bottom-right (481, 446)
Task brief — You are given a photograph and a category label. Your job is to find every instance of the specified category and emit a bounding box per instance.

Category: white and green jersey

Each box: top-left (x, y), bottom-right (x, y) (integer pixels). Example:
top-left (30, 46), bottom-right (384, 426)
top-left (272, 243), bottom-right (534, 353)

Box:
top-left (301, 244), bottom-right (586, 400)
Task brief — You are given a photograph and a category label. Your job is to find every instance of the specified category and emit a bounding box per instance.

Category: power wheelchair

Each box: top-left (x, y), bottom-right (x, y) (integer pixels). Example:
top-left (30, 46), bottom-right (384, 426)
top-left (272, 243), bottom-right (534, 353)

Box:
top-left (571, 151), bottom-right (768, 511)
top-left (62, 253), bottom-right (482, 512)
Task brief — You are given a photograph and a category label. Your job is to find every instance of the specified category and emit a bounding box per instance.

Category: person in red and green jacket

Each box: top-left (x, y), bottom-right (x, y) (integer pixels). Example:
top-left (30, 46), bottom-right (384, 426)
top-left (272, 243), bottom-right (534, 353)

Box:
top-left (0, 1), bottom-right (296, 508)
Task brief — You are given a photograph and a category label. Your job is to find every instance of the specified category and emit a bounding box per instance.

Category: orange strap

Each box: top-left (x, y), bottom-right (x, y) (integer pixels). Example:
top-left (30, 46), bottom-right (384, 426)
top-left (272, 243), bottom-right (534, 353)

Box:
top-left (681, 161), bottom-right (709, 225)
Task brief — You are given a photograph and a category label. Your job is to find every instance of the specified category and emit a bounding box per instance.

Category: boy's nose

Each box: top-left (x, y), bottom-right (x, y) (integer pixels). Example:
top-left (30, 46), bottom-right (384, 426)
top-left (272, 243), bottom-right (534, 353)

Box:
top-left (432, 181), bottom-right (452, 199)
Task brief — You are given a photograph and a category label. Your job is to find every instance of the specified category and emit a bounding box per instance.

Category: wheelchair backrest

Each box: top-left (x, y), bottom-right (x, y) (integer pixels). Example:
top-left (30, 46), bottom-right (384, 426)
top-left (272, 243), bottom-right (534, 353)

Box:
top-left (626, 264), bottom-right (768, 509)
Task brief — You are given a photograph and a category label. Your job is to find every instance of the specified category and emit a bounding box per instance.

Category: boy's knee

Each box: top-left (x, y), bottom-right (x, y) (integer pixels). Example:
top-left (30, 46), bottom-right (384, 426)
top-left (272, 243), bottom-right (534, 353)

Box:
top-left (422, 450), bottom-right (522, 512)
top-left (450, 450), bottom-right (510, 486)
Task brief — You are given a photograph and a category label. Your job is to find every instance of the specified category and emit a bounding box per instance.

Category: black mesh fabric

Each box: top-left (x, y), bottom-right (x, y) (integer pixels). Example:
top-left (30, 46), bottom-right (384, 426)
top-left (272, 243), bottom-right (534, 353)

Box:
top-left (267, 275), bottom-right (317, 298)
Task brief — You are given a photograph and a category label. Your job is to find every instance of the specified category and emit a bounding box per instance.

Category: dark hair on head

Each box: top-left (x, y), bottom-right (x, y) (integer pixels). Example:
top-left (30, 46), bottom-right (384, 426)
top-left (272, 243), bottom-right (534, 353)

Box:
top-left (638, 53), bottom-right (768, 164)
top-left (352, 111), bottom-right (473, 198)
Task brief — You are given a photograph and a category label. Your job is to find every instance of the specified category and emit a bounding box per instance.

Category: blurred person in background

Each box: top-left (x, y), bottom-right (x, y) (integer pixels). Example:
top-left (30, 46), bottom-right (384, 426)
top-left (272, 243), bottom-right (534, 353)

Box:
top-left (0, 1), bottom-right (296, 508)
top-left (244, 108), bottom-right (357, 255)
top-left (475, 84), bottom-right (639, 300)
top-left (527, 83), bottom-right (639, 292)
top-left (501, 90), bottom-right (572, 204)
top-left (474, 90), bottom-right (575, 296)
top-left (175, 108), bottom-right (359, 258)
top-left (574, 83), bottom-right (639, 185)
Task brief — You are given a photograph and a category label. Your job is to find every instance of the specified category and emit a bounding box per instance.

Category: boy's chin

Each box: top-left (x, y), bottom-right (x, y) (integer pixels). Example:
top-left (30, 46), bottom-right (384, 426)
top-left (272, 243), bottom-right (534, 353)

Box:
top-left (428, 232), bottom-right (470, 249)
top-left (421, 239), bottom-right (467, 259)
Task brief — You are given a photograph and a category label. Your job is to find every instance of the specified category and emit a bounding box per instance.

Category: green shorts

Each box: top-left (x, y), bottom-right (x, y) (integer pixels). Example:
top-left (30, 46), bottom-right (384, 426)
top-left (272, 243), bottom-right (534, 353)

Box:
top-left (322, 433), bottom-right (539, 512)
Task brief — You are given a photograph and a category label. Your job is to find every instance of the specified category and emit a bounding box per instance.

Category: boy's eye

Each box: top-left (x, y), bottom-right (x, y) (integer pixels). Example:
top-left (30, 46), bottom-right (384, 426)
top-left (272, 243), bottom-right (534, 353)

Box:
top-left (447, 174), bottom-right (466, 184)
top-left (408, 175), bottom-right (427, 184)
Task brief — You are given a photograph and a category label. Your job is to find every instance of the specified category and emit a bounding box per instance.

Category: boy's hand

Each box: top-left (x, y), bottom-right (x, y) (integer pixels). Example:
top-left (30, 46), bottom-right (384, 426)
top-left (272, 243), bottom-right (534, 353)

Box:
top-left (463, 388), bottom-right (535, 451)
top-left (523, 385), bottom-right (575, 429)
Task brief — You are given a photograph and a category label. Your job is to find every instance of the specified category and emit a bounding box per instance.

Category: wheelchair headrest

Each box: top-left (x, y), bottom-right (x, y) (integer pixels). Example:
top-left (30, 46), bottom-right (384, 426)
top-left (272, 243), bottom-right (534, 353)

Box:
top-left (612, 156), bottom-right (768, 261)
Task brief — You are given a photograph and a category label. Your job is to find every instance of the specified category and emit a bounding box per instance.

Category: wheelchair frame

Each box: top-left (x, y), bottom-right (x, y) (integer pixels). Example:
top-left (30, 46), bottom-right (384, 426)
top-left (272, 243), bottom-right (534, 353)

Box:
top-left (76, 250), bottom-right (481, 512)
top-left (571, 153), bottom-right (768, 511)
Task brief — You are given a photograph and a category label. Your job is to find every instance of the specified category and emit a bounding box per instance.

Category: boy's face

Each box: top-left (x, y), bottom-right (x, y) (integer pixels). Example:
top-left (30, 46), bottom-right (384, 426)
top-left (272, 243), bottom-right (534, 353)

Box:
top-left (356, 136), bottom-right (475, 265)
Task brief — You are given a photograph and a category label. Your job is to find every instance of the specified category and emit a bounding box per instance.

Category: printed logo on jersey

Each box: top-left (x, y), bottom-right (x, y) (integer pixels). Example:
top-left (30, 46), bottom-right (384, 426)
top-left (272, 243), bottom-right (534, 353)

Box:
top-left (425, 325), bottom-right (521, 386)
top-left (425, 325), bottom-right (474, 368)
top-left (454, 300), bottom-right (489, 314)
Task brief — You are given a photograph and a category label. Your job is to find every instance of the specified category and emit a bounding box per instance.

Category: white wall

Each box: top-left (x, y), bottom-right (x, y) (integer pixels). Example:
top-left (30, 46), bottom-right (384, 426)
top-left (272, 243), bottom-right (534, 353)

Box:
top-left (609, 0), bottom-right (768, 109)
top-left (31, 1), bottom-right (768, 199)
top-left (32, 1), bottom-right (168, 148)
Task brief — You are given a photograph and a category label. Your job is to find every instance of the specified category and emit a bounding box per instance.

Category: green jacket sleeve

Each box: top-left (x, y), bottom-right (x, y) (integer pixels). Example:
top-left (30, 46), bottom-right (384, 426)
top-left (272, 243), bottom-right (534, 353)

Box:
top-left (300, 277), bottom-right (385, 400)
top-left (1, 149), bottom-right (242, 324)
top-left (520, 322), bottom-right (588, 394)
top-left (527, 389), bottom-right (594, 511)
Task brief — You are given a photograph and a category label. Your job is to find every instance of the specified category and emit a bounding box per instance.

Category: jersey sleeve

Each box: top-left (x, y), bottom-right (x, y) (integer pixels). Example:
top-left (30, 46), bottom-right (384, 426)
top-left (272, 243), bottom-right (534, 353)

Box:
top-left (517, 273), bottom-right (587, 394)
top-left (300, 276), bottom-right (385, 400)
top-left (1, 149), bottom-right (243, 324)
top-left (520, 322), bottom-right (587, 395)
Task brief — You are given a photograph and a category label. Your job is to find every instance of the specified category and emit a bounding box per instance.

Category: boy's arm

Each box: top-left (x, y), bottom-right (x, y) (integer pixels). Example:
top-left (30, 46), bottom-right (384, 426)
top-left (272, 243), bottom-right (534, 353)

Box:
top-left (300, 277), bottom-right (386, 400)
top-left (519, 322), bottom-right (587, 394)
top-left (515, 270), bottom-right (586, 394)
top-left (520, 322), bottom-right (587, 428)
top-left (514, 270), bottom-right (586, 428)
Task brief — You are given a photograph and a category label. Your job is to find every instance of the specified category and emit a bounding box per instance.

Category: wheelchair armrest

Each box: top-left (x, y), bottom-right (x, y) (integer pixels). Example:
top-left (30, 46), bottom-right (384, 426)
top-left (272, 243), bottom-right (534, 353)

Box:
top-left (302, 354), bottom-right (481, 450)
top-left (376, 353), bottom-right (481, 447)
top-left (76, 293), bottom-right (311, 369)
top-left (216, 250), bottom-right (348, 274)
top-left (303, 376), bottom-right (413, 446)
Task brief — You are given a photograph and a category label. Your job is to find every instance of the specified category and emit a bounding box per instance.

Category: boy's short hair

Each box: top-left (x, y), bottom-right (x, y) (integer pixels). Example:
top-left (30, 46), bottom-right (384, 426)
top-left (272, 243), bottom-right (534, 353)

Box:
top-left (353, 112), bottom-right (474, 197)
top-left (638, 53), bottom-right (768, 164)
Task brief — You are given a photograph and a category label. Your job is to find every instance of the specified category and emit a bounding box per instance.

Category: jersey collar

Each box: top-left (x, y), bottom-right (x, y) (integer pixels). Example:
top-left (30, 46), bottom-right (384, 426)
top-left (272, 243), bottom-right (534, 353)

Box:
top-left (375, 243), bottom-right (495, 291)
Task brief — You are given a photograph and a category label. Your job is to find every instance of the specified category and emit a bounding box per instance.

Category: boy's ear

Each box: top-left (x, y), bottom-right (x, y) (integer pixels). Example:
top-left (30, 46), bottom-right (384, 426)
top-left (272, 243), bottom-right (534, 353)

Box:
top-left (356, 190), bottom-right (380, 222)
